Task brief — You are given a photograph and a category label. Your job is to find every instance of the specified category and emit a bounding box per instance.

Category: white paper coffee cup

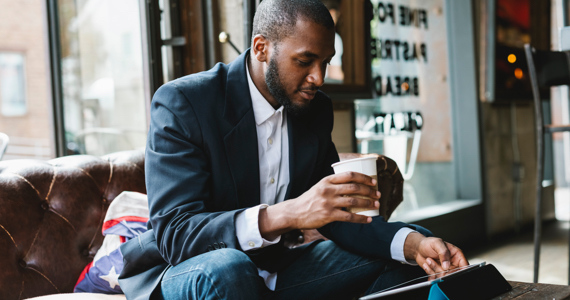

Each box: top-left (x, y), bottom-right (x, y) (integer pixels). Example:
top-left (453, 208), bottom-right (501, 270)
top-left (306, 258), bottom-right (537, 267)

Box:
top-left (331, 157), bottom-right (379, 217)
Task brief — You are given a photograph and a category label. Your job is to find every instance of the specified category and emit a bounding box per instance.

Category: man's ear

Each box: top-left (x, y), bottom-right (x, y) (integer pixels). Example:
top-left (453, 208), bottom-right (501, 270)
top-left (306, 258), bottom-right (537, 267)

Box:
top-left (252, 34), bottom-right (269, 63)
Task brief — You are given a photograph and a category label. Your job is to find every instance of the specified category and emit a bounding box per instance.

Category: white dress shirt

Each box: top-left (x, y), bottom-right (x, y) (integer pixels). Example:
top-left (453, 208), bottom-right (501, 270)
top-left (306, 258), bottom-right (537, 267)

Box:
top-left (234, 59), bottom-right (415, 291)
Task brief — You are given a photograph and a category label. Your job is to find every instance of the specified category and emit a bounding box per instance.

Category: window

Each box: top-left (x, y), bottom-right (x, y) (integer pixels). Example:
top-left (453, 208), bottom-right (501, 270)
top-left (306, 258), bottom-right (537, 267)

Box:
top-left (0, 0), bottom-right (54, 161)
top-left (46, 0), bottom-right (213, 156)
top-left (354, 1), bottom-right (484, 245)
top-left (55, 0), bottom-right (148, 156)
top-left (0, 52), bottom-right (27, 117)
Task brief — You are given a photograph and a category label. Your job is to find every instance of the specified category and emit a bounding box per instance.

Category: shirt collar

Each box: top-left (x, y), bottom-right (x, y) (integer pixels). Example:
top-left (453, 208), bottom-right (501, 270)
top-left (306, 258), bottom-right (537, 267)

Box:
top-left (246, 57), bottom-right (284, 126)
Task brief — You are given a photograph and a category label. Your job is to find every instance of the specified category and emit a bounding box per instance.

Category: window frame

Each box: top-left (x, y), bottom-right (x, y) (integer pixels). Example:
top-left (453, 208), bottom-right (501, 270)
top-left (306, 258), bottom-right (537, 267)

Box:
top-left (44, 0), bottom-right (66, 157)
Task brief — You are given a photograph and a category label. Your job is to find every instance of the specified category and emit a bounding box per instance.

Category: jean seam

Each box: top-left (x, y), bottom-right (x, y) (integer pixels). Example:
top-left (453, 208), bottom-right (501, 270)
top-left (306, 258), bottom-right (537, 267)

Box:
top-left (274, 258), bottom-right (384, 292)
top-left (162, 268), bottom-right (204, 283)
top-left (162, 268), bottom-right (224, 299)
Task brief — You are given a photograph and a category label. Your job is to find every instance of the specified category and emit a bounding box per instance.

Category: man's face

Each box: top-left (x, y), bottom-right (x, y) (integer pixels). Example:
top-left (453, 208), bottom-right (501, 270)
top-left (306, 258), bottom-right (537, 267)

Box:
top-left (264, 19), bottom-right (336, 116)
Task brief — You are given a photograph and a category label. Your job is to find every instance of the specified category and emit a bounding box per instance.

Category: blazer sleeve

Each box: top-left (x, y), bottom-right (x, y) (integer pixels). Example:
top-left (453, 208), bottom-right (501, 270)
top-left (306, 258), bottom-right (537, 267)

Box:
top-left (313, 101), bottom-right (419, 260)
top-left (146, 83), bottom-right (244, 266)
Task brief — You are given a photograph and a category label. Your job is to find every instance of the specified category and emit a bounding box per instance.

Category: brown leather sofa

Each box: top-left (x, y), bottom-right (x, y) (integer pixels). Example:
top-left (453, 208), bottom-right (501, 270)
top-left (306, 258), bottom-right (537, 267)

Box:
top-left (0, 150), bottom-right (403, 299)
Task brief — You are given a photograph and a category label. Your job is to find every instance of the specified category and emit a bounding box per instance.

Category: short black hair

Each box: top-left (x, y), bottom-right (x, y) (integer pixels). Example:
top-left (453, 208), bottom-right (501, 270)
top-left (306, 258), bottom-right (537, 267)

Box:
top-left (320, 0), bottom-right (341, 11)
top-left (252, 0), bottom-right (334, 46)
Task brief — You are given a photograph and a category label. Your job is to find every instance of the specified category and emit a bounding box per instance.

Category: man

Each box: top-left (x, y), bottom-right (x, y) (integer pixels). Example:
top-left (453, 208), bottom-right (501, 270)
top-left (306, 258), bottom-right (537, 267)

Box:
top-left (118, 0), bottom-right (468, 299)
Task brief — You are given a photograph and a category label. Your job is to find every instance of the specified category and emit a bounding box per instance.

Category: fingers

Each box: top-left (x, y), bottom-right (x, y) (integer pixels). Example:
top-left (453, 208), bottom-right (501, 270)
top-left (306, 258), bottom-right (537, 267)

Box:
top-left (422, 261), bottom-right (434, 275)
top-left (427, 257), bottom-right (445, 274)
top-left (334, 196), bottom-right (379, 209)
top-left (421, 258), bottom-right (438, 280)
top-left (331, 210), bottom-right (372, 224)
top-left (329, 171), bottom-right (377, 187)
top-left (336, 183), bottom-right (381, 200)
top-left (417, 239), bottom-right (468, 281)
top-left (431, 239), bottom-right (451, 270)
top-left (324, 172), bottom-right (380, 200)
top-left (446, 242), bottom-right (469, 268)
top-left (421, 257), bottom-right (449, 281)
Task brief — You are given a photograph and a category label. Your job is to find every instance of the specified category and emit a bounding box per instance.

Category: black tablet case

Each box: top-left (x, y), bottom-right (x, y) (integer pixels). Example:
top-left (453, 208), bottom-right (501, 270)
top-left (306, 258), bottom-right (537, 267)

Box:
top-left (373, 264), bottom-right (512, 300)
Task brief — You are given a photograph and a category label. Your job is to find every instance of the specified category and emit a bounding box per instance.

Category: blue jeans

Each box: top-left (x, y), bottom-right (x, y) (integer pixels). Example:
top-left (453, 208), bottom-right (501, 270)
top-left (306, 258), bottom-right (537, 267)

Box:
top-left (159, 240), bottom-right (424, 300)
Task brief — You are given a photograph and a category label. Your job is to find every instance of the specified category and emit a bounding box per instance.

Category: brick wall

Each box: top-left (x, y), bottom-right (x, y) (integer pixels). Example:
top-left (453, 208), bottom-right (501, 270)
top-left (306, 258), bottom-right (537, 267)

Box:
top-left (0, 0), bottom-right (53, 160)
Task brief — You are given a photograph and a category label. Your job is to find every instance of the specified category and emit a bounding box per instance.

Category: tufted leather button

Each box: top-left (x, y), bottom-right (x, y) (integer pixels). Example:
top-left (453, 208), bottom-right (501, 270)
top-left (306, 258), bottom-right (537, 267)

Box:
top-left (102, 196), bottom-right (108, 204)
top-left (82, 249), bottom-right (90, 257)
top-left (0, 149), bottom-right (149, 296)
top-left (40, 200), bottom-right (49, 211)
top-left (213, 243), bottom-right (220, 250)
top-left (207, 245), bottom-right (214, 252)
top-left (297, 235), bottom-right (304, 243)
top-left (220, 242), bottom-right (226, 248)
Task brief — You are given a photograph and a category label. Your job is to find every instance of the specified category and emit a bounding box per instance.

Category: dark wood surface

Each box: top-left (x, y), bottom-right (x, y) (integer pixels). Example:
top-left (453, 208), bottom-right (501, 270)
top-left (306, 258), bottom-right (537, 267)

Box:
top-left (491, 281), bottom-right (570, 299)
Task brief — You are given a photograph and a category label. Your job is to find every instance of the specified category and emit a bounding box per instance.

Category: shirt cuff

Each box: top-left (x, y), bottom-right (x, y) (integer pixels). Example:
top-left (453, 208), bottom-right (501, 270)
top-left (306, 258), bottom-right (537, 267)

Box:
top-left (235, 204), bottom-right (281, 251)
top-left (390, 227), bottom-right (419, 265)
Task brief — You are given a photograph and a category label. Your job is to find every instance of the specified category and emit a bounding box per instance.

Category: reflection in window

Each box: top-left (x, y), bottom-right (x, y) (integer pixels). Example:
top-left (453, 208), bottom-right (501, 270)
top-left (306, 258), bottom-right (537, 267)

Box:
top-left (319, 0), bottom-right (369, 88)
top-left (321, 0), bottom-right (344, 83)
top-left (494, 0), bottom-right (531, 100)
top-left (0, 52), bottom-right (27, 117)
top-left (57, 0), bottom-right (147, 156)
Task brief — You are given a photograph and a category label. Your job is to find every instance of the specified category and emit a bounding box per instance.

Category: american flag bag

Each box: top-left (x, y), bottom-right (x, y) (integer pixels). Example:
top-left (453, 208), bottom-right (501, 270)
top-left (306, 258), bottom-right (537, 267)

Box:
top-left (74, 191), bottom-right (149, 294)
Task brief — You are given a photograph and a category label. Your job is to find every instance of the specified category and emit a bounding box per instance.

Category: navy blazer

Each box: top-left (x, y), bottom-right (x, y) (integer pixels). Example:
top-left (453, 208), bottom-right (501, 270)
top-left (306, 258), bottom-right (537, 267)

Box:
top-left (119, 50), bottom-right (416, 300)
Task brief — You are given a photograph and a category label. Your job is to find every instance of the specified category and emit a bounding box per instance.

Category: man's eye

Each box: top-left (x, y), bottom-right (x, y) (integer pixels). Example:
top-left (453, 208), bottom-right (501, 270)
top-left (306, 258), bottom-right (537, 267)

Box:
top-left (297, 60), bottom-right (311, 66)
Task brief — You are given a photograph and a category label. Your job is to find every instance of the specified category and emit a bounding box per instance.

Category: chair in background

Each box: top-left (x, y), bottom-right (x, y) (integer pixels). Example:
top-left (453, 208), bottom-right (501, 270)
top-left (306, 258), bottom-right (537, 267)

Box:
top-left (524, 44), bottom-right (570, 284)
top-left (0, 132), bottom-right (9, 160)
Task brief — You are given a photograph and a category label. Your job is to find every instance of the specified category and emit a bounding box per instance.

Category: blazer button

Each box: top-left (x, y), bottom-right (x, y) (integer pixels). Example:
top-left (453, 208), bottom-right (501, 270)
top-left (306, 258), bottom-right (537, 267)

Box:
top-left (207, 245), bottom-right (214, 252)
top-left (213, 243), bottom-right (220, 249)
top-left (220, 242), bottom-right (227, 248)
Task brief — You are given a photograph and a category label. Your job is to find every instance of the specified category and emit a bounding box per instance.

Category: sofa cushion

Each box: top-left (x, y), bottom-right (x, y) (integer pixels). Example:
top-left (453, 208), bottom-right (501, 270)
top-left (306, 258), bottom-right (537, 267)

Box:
top-left (0, 150), bottom-right (146, 300)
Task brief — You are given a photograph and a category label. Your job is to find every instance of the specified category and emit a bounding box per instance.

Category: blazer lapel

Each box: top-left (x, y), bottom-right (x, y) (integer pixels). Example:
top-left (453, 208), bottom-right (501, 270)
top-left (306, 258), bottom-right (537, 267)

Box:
top-left (223, 49), bottom-right (261, 209)
top-left (222, 49), bottom-right (321, 206)
top-left (285, 113), bottom-right (319, 200)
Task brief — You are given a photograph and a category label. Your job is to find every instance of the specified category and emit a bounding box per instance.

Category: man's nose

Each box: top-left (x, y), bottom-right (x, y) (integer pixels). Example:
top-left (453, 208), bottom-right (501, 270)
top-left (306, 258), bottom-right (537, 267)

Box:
top-left (306, 65), bottom-right (325, 87)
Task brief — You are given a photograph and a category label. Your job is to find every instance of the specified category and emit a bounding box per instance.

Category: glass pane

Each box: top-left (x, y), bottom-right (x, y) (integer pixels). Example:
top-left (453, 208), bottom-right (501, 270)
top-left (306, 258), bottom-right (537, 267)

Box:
top-left (362, 0), bottom-right (457, 220)
top-left (355, 101), bottom-right (457, 220)
top-left (323, 0), bottom-right (363, 85)
top-left (494, 0), bottom-right (532, 101)
top-left (58, 0), bottom-right (147, 156)
top-left (0, 2), bottom-right (53, 161)
top-left (0, 52), bottom-right (27, 117)
top-left (159, 0), bottom-right (175, 83)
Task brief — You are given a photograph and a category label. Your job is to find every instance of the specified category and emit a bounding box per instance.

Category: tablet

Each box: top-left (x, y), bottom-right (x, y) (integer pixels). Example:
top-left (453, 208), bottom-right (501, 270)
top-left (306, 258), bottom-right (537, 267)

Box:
top-left (359, 262), bottom-right (487, 300)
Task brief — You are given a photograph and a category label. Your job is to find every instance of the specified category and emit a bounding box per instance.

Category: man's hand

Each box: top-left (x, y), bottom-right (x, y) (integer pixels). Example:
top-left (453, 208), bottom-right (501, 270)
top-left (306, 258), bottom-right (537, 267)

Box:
top-left (404, 232), bottom-right (469, 278)
top-left (287, 171), bottom-right (381, 229)
top-left (259, 171), bottom-right (380, 240)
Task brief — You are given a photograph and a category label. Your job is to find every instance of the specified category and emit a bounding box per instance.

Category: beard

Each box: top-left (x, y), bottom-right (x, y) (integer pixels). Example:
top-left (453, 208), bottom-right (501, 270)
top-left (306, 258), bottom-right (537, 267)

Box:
top-left (265, 50), bottom-right (312, 117)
